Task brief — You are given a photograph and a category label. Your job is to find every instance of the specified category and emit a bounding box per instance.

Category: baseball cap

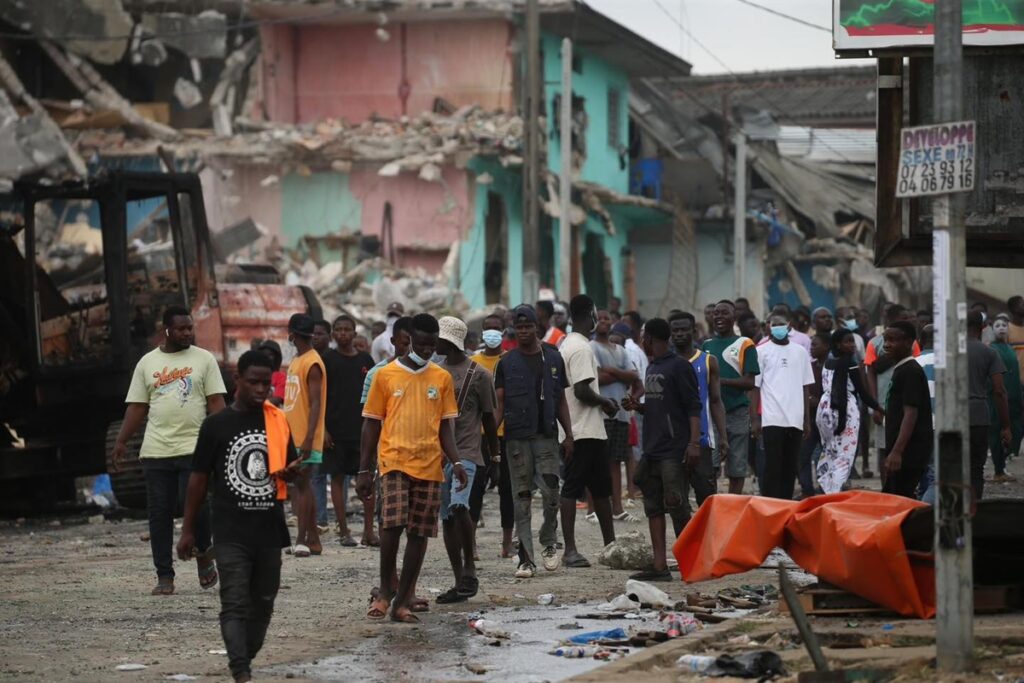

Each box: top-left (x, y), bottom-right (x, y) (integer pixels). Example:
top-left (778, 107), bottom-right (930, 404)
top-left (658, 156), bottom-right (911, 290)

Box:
top-left (386, 301), bottom-right (405, 319)
top-left (513, 304), bottom-right (538, 324)
top-left (288, 313), bottom-right (314, 337)
top-left (611, 322), bottom-right (632, 338)
top-left (438, 316), bottom-right (468, 352)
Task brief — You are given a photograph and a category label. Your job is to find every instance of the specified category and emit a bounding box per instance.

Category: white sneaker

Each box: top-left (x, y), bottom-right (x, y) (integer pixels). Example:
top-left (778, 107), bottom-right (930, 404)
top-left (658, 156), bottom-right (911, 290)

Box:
top-left (613, 512), bottom-right (640, 523)
top-left (515, 561), bottom-right (536, 578)
top-left (585, 512), bottom-right (598, 523)
top-left (542, 545), bottom-right (560, 572)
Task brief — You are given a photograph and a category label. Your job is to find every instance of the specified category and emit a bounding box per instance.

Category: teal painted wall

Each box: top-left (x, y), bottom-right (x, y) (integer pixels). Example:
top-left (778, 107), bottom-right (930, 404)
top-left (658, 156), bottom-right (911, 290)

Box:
top-left (460, 158), bottom-right (524, 310)
top-left (280, 172), bottom-right (362, 251)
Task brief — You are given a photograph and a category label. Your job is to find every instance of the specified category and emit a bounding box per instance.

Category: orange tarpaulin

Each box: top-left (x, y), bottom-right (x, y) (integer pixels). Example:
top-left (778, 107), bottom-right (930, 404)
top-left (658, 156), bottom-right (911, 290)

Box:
top-left (673, 491), bottom-right (936, 618)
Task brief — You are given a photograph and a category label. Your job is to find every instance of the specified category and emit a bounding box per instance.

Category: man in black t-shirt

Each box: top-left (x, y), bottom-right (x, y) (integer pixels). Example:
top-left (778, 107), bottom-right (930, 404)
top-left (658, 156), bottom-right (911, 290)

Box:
top-left (881, 322), bottom-right (934, 498)
top-left (320, 316), bottom-right (377, 546)
top-left (177, 351), bottom-right (299, 683)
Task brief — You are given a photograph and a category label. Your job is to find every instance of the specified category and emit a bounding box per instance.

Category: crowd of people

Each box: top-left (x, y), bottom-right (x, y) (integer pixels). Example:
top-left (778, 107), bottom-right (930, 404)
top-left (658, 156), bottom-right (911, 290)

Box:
top-left (110, 293), bottom-right (1024, 682)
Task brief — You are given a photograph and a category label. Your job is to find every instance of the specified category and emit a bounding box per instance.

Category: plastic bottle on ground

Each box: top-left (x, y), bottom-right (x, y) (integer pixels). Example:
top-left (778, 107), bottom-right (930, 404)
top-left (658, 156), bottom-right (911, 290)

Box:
top-left (677, 654), bottom-right (716, 672)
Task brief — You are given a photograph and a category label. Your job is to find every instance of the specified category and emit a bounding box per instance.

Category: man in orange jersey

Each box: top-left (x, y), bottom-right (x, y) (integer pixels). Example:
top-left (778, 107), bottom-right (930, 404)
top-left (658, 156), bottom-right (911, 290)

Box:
top-left (358, 313), bottom-right (467, 623)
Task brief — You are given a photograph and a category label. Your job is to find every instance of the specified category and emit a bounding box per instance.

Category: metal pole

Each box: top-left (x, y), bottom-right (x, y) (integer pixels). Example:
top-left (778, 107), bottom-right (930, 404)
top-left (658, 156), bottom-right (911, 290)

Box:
top-left (559, 38), bottom-right (573, 300)
top-left (733, 131), bottom-right (746, 300)
top-left (932, 0), bottom-right (973, 672)
top-left (521, 0), bottom-right (541, 304)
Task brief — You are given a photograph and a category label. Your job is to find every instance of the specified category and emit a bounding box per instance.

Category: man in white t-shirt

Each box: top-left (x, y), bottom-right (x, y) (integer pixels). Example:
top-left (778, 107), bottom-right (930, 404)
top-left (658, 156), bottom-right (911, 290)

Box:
top-left (370, 302), bottom-right (405, 363)
top-left (753, 312), bottom-right (815, 500)
top-left (559, 294), bottom-right (619, 569)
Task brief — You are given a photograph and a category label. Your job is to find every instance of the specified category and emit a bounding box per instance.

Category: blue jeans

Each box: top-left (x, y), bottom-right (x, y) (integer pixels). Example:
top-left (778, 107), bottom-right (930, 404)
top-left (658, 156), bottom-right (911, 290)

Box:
top-left (311, 465), bottom-right (329, 526)
top-left (441, 461), bottom-right (478, 521)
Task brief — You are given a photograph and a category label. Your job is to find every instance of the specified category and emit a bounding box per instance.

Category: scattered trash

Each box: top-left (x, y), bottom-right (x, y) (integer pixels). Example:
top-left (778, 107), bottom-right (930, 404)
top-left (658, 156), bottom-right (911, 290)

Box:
top-left (537, 593), bottom-right (555, 605)
top-left (717, 585), bottom-right (778, 608)
top-left (165, 676), bottom-right (197, 681)
top-left (763, 632), bottom-right (795, 650)
top-left (207, 649), bottom-right (227, 655)
top-left (550, 646), bottom-right (602, 658)
top-left (598, 594), bottom-right (641, 613)
top-left (463, 662), bottom-right (486, 675)
top-left (565, 627), bottom-right (627, 645)
top-left (846, 621), bottom-right (860, 628)
top-left (727, 634), bottom-right (754, 646)
top-left (557, 622), bottom-right (583, 630)
top-left (597, 532), bottom-right (655, 570)
top-left (660, 612), bottom-right (702, 638)
top-left (115, 663), bottom-right (147, 671)
top-left (678, 654), bottom-right (717, 673)
top-left (881, 623), bottom-right (894, 632)
top-left (468, 618), bottom-right (513, 640)
top-left (625, 579), bottom-right (673, 608)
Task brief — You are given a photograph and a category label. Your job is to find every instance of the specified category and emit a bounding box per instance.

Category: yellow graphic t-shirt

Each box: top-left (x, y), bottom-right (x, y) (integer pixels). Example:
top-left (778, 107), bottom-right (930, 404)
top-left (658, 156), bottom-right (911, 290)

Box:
top-left (284, 349), bottom-right (327, 451)
top-left (125, 345), bottom-right (227, 458)
top-left (362, 361), bottom-right (458, 482)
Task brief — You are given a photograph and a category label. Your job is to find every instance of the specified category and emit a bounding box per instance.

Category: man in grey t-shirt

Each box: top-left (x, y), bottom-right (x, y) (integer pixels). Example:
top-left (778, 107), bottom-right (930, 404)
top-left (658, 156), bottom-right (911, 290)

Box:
top-left (967, 311), bottom-right (1011, 501)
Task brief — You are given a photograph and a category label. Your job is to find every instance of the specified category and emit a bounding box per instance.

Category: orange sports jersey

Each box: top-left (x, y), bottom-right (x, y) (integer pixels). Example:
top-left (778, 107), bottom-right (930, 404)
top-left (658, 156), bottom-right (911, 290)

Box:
top-left (284, 349), bottom-right (327, 451)
top-left (362, 360), bottom-right (458, 482)
top-left (864, 338), bottom-right (921, 366)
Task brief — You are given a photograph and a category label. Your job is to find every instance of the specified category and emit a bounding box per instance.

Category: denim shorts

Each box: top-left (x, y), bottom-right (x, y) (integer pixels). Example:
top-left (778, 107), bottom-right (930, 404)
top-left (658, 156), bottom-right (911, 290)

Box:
top-left (440, 460), bottom-right (478, 521)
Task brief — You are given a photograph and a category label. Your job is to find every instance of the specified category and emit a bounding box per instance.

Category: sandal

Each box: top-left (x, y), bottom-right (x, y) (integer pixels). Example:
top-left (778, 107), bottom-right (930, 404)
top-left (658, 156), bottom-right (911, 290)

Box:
top-left (151, 577), bottom-right (175, 596)
top-left (293, 544), bottom-right (311, 558)
top-left (391, 606), bottom-right (420, 624)
top-left (436, 587), bottom-right (465, 604)
top-left (367, 595), bottom-right (391, 620)
top-left (360, 535), bottom-right (380, 548)
top-left (338, 534), bottom-right (358, 547)
top-left (197, 557), bottom-right (218, 590)
top-left (457, 575), bottom-right (479, 599)
top-left (562, 552), bottom-right (591, 568)
top-left (629, 568), bottom-right (673, 582)
top-left (410, 597), bottom-right (430, 613)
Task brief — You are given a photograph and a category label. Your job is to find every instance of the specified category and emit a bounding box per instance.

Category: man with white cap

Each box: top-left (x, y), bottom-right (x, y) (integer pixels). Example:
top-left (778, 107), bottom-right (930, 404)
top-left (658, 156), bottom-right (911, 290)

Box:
top-left (435, 316), bottom-right (500, 602)
top-left (371, 302), bottom-right (406, 363)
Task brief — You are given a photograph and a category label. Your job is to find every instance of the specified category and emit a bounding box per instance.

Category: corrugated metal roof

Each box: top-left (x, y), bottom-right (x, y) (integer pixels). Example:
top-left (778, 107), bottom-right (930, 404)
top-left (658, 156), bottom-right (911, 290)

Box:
top-left (777, 126), bottom-right (876, 165)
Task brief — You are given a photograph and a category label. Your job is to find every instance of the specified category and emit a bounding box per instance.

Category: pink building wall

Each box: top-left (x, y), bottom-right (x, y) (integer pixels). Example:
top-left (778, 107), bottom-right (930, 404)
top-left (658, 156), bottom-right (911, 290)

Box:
top-left (260, 19), bottom-right (515, 124)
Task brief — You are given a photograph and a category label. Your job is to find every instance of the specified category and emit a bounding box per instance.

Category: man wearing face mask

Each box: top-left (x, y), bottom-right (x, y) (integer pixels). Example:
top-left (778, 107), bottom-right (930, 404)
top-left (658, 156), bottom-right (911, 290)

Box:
top-left (835, 306), bottom-right (866, 361)
top-left (990, 313), bottom-right (1022, 482)
top-left (472, 313), bottom-right (515, 557)
top-left (753, 312), bottom-right (815, 500)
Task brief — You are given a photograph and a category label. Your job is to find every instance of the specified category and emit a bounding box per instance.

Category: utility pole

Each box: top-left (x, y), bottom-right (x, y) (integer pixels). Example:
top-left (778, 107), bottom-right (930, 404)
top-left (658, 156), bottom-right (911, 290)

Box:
top-left (932, 0), bottom-right (973, 672)
top-left (521, 0), bottom-right (541, 304)
top-left (732, 131), bottom-right (746, 300)
top-left (558, 38), bottom-right (573, 300)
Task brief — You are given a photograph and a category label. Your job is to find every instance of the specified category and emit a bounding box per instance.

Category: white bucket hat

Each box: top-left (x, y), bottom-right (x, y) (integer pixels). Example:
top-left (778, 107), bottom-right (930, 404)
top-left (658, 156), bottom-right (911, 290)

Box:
top-left (438, 316), bottom-right (468, 352)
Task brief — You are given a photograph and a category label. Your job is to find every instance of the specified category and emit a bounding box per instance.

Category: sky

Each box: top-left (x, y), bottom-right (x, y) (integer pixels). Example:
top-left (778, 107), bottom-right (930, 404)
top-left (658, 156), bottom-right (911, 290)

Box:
top-left (586, 0), bottom-right (872, 74)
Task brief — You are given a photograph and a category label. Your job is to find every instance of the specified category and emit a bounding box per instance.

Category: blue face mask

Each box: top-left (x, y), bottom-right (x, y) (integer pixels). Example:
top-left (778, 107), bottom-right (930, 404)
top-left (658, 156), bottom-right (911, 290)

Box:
top-left (482, 329), bottom-right (503, 349)
top-left (770, 325), bottom-right (789, 341)
top-left (843, 318), bottom-right (859, 331)
top-left (408, 350), bottom-right (429, 367)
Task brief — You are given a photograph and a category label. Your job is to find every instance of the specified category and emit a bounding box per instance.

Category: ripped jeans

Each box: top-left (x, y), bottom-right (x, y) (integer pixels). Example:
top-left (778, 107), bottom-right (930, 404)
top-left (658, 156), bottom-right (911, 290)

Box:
top-left (506, 436), bottom-right (561, 565)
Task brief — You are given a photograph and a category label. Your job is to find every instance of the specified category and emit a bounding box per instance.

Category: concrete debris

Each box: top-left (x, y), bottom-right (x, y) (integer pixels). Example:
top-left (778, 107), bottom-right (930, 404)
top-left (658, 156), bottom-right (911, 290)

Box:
top-left (0, 92), bottom-right (79, 180)
top-left (173, 78), bottom-right (203, 109)
top-left (211, 217), bottom-right (266, 261)
top-left (141, 10), bottom-right (227, 59)
top-left (597, 531), bottom-right (654, 571)
top-left (0, 0), bottom-right (134, 64)
top-left (418, 162), bottom-right (442, 182)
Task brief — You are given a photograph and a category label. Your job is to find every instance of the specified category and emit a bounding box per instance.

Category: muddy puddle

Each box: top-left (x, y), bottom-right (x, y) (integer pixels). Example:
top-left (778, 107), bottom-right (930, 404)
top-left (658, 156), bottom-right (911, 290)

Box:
top-left (264, 604), bottom-right (665, 682)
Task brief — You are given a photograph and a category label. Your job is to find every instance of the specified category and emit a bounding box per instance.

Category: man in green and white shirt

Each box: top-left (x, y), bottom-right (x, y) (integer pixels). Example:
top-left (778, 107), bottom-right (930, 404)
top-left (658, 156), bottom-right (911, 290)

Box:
top-left (113, 305), bottom-right (226, 595)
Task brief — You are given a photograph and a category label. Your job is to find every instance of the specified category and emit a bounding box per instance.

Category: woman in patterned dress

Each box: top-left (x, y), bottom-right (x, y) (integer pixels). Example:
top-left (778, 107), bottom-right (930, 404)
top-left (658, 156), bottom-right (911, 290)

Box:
top-left (816, 329), bottom-right (883, 494)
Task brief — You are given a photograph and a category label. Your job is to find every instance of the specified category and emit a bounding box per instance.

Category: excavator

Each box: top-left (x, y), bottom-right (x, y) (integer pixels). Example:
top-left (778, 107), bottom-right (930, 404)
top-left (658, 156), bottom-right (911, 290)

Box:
top-left (0, 171), bottom-right (320, 510)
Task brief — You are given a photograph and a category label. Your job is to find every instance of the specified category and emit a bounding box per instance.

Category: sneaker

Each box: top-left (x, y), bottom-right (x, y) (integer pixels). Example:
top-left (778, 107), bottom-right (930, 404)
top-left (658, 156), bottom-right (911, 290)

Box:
top-left (613, 512), bottom-right (640, 523)
top-left (515, 561), bottom-right (536, 578)
top-left (585, 512), bottom-right (598, 523)
top-left (541, 545), bottom-right (560, 572)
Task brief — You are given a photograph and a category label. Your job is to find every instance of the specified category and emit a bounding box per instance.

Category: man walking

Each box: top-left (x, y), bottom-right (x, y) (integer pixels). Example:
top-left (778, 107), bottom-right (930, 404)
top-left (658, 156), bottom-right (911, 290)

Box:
top-left (283, 314), bottom-right (326, 557)
top-left (702, 300), bottom-right (760, 494)
top-left (880, 322), bottom-right (933, 498)
top-left (669, 312), bottom-right (727, 507)
top-left (494, 305), bottom-right (573, 577)
top-left (435, 317), bottom-right (499, 601)
top-left (177, 350), bottom-right (299, 683)
top-left (754, 312), bottom-right (815, 500)
top-left (371, 302), bottom-right (406, 363)
top-left (560, 295), bottom-right (619, 568)
top-left (967, 311), bottom-right (1011, 500)
top-left (359, 314), bottom-right (466, 623)
top-left (623, 318), bottom-right (701, 582)
top-left (990, 314), bottom-right (1022, 483)
top-left (591, 309), bottom-right (640, 522)
top-left (866, 304), bottom-right (920, 480)
top-left (309, 321), bottom-right (334, 532)
top-left (113, 305), bottom-right (225, 595)
top-left (321, 316), bottom-right (376, 546)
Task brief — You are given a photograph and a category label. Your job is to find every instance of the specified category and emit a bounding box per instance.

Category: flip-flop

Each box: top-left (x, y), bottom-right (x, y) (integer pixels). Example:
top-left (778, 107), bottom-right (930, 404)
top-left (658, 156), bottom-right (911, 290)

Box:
top-left (197, 558), bottom-right (218, 590)
top-left (436, 587), bottom-right (465, 604)
top-left (339, 535), bottom-right (358, 548)
top-left (293, 544), bottom-right (311, 558)
top-left (410, 597), bottom-right (430, 613)
top-left (151, 578), bottom-right (175, 596)
top-left (367, 596), bottom-right (391, 620)
top-left (563, 553), bottom-right (591, 568)
top-left (360, 536), bottom-right (380, 548)
top-left (629, 568), bottom-right (673, 582)
top-left (308, 543), bottom-right (323, 556)
top-left (456, 575), bottom-right (479, 599)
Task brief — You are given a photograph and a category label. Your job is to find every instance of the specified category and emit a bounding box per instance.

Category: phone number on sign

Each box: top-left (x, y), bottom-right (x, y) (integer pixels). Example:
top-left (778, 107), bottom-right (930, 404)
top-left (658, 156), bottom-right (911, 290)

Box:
top-left (897, 157), bottom-right (974, 197)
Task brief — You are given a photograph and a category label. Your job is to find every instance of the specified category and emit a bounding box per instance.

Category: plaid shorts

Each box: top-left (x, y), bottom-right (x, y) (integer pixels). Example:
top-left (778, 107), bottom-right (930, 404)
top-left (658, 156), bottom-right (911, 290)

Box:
top-left (379, 470), bottom-right (442, 538)
top-left (605, 419), bottom-right (630, 462)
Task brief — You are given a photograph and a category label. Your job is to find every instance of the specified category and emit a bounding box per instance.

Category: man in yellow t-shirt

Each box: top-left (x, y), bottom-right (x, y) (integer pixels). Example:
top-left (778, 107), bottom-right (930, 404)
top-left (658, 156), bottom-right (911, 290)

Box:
top-left (358, 313), bottom-right (466, 624)
top-left (283, 314), bottom-right (326, 557)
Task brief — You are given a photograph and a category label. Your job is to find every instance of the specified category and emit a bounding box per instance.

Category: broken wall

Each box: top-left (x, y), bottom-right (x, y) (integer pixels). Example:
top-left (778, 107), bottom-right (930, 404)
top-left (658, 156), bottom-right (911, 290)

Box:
top-left (260, 19), bottom-right (515, 124)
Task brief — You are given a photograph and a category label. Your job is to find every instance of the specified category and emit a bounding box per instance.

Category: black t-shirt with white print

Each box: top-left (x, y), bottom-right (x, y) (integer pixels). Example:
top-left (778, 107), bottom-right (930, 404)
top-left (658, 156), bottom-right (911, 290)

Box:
top-left (192, 407), bottom-right (297, 548)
